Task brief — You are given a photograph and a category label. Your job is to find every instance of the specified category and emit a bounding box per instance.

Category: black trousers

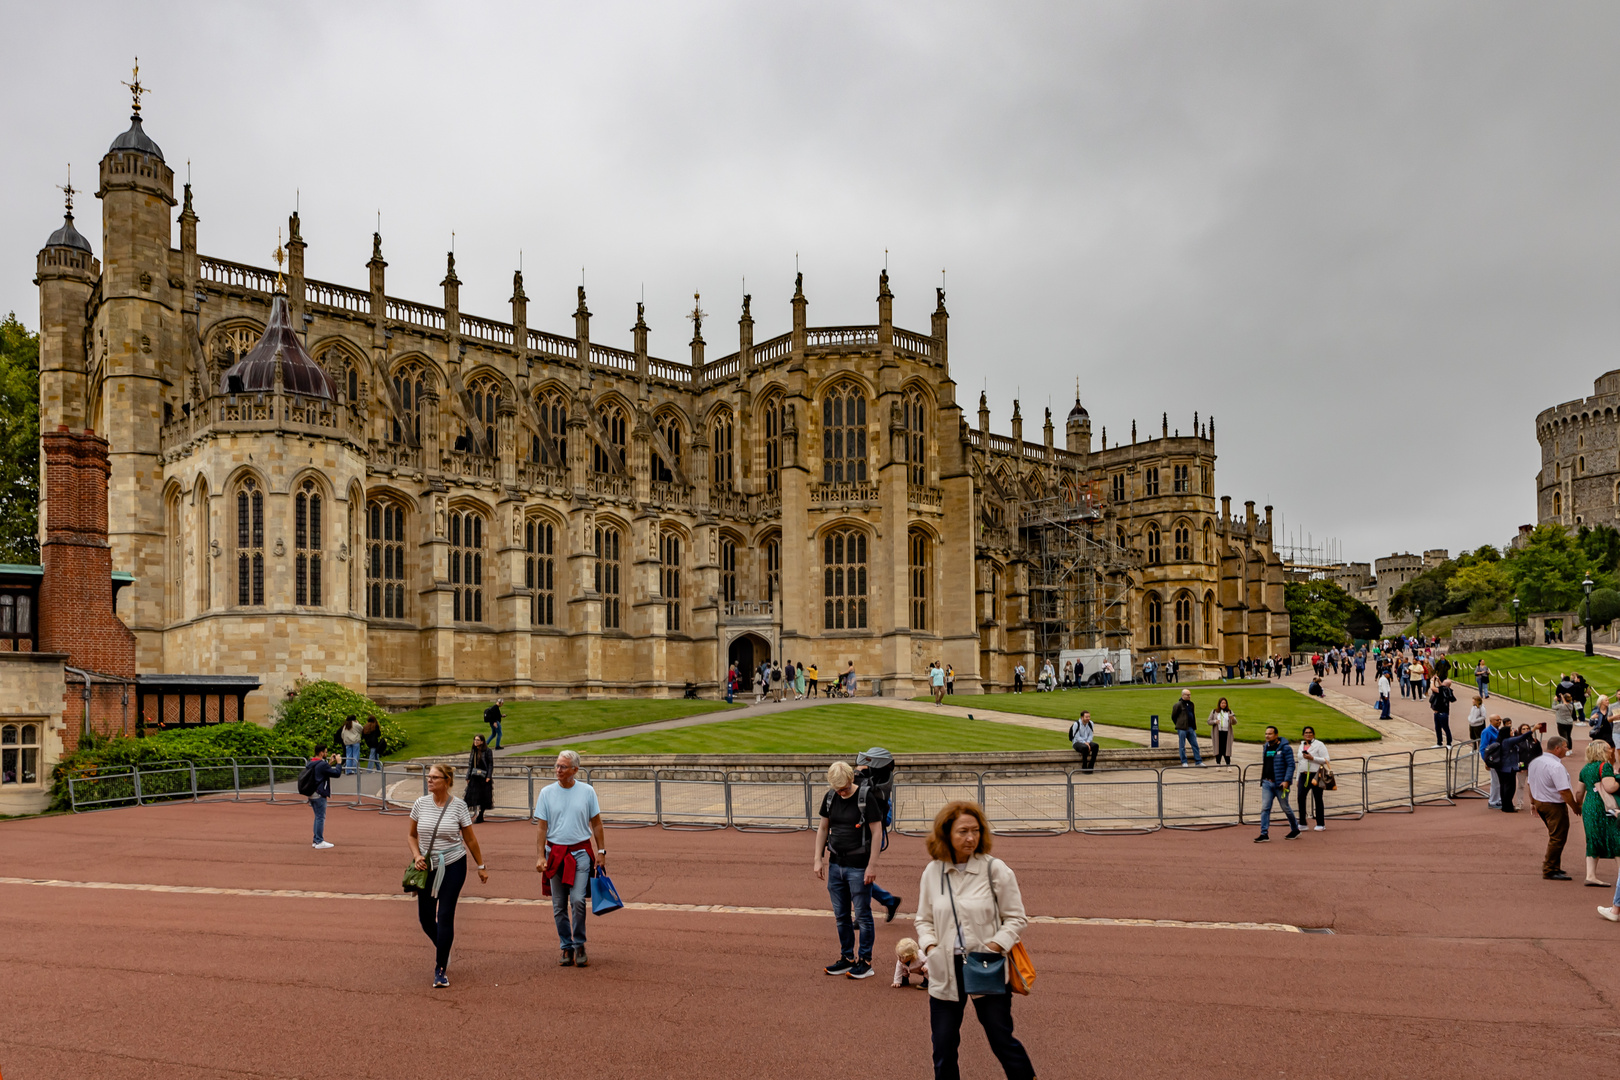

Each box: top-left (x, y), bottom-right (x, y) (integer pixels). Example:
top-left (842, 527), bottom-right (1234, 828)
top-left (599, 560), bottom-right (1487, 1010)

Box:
top-left (417, 855), bottom-right (468, 970)
top-left (930, 957), bottom-right (1036, 1080)
top-left (1212, 729), bottom-right (1232, 765)
top-left (1498, 770), bottom-right (1518, 811)
top-left (1297, 776), bottom-right (1325, 826)
top-left (1074, 742), bottom-right (1098, 771)
top-left (1433, 713), bottom-right (1452, 745)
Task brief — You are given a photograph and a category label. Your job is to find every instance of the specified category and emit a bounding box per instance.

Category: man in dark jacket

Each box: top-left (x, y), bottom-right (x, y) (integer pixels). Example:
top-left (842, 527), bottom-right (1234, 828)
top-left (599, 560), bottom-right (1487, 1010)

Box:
top-left (1170, 689), bottom-right (1202, 767)
top-left (1254, 727), bottom-right (1300, 842)
top-left (304, 746), bottom-right (343, 849)
top-left (484, 698), bottom-right (504, 750)
top-left (1428, 679), bottom-right (1457, 746)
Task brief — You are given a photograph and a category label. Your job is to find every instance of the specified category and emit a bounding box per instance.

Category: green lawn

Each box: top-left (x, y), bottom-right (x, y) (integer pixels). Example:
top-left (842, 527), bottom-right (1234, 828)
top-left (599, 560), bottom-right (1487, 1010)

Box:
top-left (520, 703), bottom-right (1135, 756)
top-left (1446, 646), bottom-right (1620, 710)
top-left (925, 686), bottom-right (1378, 743)
top-left (387, 699), bottom-right (739, 759)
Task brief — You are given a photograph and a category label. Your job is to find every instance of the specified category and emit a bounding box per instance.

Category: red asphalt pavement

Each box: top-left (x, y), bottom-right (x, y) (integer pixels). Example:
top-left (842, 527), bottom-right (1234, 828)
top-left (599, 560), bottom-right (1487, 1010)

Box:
top-left (3, 793), bottom-right (1618, 1079)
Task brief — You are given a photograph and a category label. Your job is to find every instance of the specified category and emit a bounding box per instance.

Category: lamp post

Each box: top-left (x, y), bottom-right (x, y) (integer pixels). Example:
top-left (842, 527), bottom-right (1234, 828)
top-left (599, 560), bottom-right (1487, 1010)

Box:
top-left (1512, 597), bottom-right (1520, 648)
top-left (1414, 606), bottom-right (1422, 642)
top-left (1585, 575), bottom-right (1595, 657)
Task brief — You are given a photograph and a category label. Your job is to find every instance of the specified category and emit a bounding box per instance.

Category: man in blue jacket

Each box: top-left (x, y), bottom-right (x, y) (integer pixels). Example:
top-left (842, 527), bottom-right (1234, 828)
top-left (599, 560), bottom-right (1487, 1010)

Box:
top-left (1478, 715), bottom-right (1504, 808)
top-left (303, 745), bottom-right (344, 850)
top-left (1254, 726), bottom-right (1300, 842)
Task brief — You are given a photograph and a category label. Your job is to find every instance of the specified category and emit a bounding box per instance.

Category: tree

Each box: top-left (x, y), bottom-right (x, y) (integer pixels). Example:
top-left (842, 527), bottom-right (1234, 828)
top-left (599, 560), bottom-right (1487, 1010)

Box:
top-left (0, 313), bottom-right (39, 563)
top-left (1445, 561), bottom-right (1511, 612)
top-left (1285, 579), bottom-right (1379, 649)
top-left (1579, 524), bottom-right (1620, 575)
top-left (1504, 524), bottom-right (1612, 612)
top-left (1583, 587), bottom-right (1620, 629)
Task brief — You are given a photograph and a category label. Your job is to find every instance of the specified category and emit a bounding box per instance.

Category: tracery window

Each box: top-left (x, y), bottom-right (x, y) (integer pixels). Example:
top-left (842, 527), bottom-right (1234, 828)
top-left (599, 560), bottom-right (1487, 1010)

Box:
top-left (661, 530), bottom-right (683, 631)
top-left (526, 518), bottom-right (556, 627)
top-left (904, 389), bottom-right (928, 486)
top-left (1, 722), bottom-right (39, 786)
top-left (823, 528), bottom-right (868, 630)
top-left (1203, 523), bottom-right (1213, 563)
top-left (1175, 592), bottom-right (1193, 645)
top-left (1111, 474), bottom-right (1126, 502)
top-left (366, 499), bottom-right (407, 619)
top-left (1146, 522), bottom-right (1162, 565)
top-left (236, 476), bottom-right (264, 607)
top-left (653, 413), bottom-right (683, 484)
top-left (594, 403), bottom-right (627, 474)
top-left (391, 362), bottom-right (427, 445)
top-left (294, 479), bottom-right (323, 607)
top-left (1204, 591), bottom-right (1215, 644)
top-left (536, 389), bottom-right (568, 466)
top-left (211, 324), bottom-right (259, 375)
top-left (1173, 521), bottom-right (1191, 562)
top-left (595, 524), bottom-right (622, 629)
top-left (822, 380), bottom-right (867, 484)
top-left (763, 393), bottom-right (784, 493)
top-left (909, 529), bottom-right (930, 630)
top-left (989, 566), bottom-right (1000, 621)
top-left (764, 535), bottom-right (781, 603)
top-left (1147, 594), bottom-right (1164, 648)
top-left (318, 346), bottom-right (361, 403)
top-left (450, 510), bottom-right (484, 622)
top-left (719, 536), bottom-right (737, 602)
top-left (711, 410), bottom-right (735, 488)
top-left (1145, 467), bottom-right (1160, 497)
top-left (1173, 464), bottom-right (1190, 493)
top-left (468, 375), bottom-right (501, 458)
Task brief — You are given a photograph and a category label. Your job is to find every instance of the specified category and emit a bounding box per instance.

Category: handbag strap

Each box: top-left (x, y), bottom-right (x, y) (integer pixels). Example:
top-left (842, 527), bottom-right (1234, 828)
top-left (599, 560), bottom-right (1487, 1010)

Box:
top-left (942, 863), bottom-right (972, 954)
top-left (422, 799), bottom-right (451, 862)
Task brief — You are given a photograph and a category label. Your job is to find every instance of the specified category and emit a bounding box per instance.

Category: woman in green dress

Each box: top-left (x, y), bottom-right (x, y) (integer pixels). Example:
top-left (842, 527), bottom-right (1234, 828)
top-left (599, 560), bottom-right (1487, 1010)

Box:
top-left (1579, 741), bottom-right (1620, 887)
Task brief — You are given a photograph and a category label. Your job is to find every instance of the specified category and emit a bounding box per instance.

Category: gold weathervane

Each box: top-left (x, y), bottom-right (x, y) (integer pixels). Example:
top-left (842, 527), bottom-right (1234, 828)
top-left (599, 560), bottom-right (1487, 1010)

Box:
top-left (273, 228), bottom-right (286, 292)
top-left (688, 292), bottom-right (705, 336)
top-left (122, 58), bottom-right (148, 115)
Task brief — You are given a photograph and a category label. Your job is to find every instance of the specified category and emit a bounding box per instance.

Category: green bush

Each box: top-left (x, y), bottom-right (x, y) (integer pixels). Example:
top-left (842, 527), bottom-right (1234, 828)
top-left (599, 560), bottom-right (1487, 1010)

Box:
top-left (273, 678), bottom-right (407, 756)
top-left (48, 723), bottom-right (313, 811)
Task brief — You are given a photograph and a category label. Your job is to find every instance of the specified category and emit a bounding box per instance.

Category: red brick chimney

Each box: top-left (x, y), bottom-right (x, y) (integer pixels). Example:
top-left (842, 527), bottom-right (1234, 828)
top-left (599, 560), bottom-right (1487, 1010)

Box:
top-left (36, 427), bottom-right (136, 679)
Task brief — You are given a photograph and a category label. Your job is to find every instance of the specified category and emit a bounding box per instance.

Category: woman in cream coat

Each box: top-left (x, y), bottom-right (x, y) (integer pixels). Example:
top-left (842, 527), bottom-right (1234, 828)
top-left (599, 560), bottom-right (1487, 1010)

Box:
top-left (915, 800), bottom-right (1037, 1080)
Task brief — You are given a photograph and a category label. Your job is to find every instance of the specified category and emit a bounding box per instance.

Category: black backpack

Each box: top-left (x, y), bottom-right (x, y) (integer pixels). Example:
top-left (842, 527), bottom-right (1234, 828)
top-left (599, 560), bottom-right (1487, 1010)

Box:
top-left (296, 760), bottom-right (322, 797)
top-left (1483, 739), bottom-right (1504, 769)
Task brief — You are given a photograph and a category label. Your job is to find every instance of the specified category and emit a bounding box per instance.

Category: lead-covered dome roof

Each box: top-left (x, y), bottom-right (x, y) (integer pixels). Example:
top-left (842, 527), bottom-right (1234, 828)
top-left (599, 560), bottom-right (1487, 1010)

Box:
top-left (45, 212), bottom-right (92, 253)
top-left (109, 114), bottom-right (164, 161)
top-left (219, 292), bottom-right (335, 399)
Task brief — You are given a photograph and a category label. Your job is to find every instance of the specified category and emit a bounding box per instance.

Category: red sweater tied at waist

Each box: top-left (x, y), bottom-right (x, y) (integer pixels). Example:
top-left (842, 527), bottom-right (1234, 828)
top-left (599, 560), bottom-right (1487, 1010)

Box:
top-left (541, 839), bottom-right (595, 897)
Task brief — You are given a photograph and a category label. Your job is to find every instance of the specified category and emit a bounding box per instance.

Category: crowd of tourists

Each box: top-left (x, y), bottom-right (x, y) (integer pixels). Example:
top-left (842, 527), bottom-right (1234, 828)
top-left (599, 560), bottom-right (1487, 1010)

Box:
top-left (722, 658), bottom-right (873, 703)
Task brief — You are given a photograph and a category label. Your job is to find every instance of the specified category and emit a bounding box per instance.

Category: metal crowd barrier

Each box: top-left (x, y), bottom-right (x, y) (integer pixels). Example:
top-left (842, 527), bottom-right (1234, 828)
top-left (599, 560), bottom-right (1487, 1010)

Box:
top-left (68, 745), bottom-right (1490, 832)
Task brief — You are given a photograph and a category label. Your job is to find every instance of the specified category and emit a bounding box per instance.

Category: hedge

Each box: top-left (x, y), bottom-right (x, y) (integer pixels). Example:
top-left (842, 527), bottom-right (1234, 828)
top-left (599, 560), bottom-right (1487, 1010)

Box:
top-left (272, 678), bottom-right (408, 756)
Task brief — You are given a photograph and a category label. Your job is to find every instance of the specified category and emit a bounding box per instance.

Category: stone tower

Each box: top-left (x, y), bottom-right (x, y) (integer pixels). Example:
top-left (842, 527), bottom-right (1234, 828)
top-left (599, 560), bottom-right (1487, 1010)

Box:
top-left (95, 70), bottom-right (177, 666)
top-left (1065, 395), bottom-right (1091, 458)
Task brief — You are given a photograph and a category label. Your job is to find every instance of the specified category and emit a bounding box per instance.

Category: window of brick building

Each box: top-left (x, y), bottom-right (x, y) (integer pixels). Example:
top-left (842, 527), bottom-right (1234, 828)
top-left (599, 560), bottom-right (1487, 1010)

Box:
top-left (526, 518), bottom-right (556, 627)
top-left (824, 528), bottom-right (869, 630)
top-left (236, 477), bottom-right (265, 606)
top-left (0, 590), bottom-right (34, 651)
top-left (1, 722), bottom-right (39, 786)
top-left (294, 479), bottom-right (323, 607)
top-left (595, 524), bottom-right (622, 629)
top-left (366, 499), bottom-right (407, 619)
top-left (451, 510), bottom-right (484, 622)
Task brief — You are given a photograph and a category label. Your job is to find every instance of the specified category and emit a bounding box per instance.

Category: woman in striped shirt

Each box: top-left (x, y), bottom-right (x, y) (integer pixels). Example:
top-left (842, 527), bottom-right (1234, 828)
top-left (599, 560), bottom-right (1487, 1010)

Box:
top-left (409, 763), bottom-right (489, 988)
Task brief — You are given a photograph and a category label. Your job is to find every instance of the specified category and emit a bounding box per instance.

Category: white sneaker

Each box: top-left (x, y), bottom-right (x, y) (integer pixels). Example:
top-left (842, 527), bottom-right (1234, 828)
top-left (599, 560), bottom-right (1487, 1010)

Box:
top-left (313, 841), bottom-right (335, 850)
top-left (1314, 826), bottom-right (1325, 831)
top-left (1600, 906), bottom-right (1619, 923)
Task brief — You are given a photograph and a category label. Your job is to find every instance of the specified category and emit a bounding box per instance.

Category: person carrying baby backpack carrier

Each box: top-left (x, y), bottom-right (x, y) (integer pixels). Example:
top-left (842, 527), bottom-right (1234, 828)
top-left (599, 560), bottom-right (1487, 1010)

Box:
top-left (856, 748), bottom-right (904, 923)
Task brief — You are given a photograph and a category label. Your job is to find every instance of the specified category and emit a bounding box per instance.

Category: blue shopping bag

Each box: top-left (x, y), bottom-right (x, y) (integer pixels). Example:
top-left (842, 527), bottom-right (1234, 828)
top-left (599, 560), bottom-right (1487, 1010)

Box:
top-left (590, 866), bottom-right (623, 916)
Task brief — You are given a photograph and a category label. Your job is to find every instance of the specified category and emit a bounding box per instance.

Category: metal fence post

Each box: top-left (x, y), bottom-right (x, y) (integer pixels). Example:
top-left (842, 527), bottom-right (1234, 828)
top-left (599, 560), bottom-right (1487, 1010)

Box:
top-left (267, 756), bottom-right (277, 802)
top-left (231, 758), bottom-right (241, 801)
top-left (654, 773), bottom-right (664, 826)
top-left (977, 773), bottom-right (986, 808)
top-left (724, 775), bottom-right (734, 828)
top-left (132, 766), bottom-right (144, 807)
top-left (189, 762), bottom-right (199, 802)
top-left (1155, 768), bottom-right (1165, 826)
top-left (527, 767), bottom-right (536, 819)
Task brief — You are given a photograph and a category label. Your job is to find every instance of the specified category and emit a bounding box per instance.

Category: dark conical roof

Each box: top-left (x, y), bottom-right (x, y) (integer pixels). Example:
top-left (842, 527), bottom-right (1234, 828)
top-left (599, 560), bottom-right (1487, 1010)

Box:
top-left (109, 114), bottom-right (164, 160)
top-left (45, 212), bottom-right (92, 253)
top-left (219, 292), bottom-right (335, 399)
top-left (1067, 396), bottom-right (1088, 420)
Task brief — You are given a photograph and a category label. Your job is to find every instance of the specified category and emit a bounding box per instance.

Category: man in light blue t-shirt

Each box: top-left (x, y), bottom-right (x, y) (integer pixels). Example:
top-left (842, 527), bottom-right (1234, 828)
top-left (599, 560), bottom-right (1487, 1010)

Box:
top-left (534, 750), bottom-right (605, 967)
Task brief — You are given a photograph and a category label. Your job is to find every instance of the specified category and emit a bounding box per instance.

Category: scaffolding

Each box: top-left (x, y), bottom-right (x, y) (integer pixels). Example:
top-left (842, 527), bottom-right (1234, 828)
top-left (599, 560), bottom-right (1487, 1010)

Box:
top-left (1018, 482), bottom-right (1136, 657)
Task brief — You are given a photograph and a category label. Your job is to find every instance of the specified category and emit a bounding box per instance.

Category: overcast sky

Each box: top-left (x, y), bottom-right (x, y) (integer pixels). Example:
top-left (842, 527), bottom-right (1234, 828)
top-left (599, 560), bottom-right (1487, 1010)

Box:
top-left (4, 1), bottom-right (1617, 563)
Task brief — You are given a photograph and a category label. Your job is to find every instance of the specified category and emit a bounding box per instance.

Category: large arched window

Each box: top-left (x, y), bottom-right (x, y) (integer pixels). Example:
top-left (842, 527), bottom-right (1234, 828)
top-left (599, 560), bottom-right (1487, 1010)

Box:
top-left (165, 488), bottom-right (184, 621)
top-left (719, 535), bottom-right (738, 602)
top-left (595, 524), bottom-right (622, 629)
top-left (822, 380), bottom-right (868, 484)
top-left (1173, 520), bottom-right (1192, 562)
top-left (823, 527), bottom-right (869, 630)
top-left (661, 530), bottom-right (683, 631)
top-left (391, 362), bottom-right (427, 445)
top-left (210, 323), bottom-right (260, 376)
top-left (236, 476), bottom-right (265, 607)
top-left (764, 534), bottom-right (781, 603)
top-left (467, 375), bottom-right (501, 457)
top-left (450, 509), bottom-right (485, 622)
top-left (317, 345), bottom-right (362, 403)
top-left (711, 409), bottom-right (735, 488)
top-left (652, 412), bottom-right (683, 484)
top-left (1147, 593), bottom-right (1164, 648)
top-left (1204, 590), bottom-right (1215, 645)
top-left (526, 517), bottom-right (556, 627)
top-left (1174, 591), bottom-right (1193, 645)
top-left (294, 478), bottom-right (323, 607)
top-left (1554, 490), bottom-right (1563, 516)
top-left (763, 393), bottom-right (784, 493)
top-left (366, 498), bottom-right (407, 619)
top-left (1203, 522), bottom-right (1213, 563)
top-left (594, 403), bottom-right (627, 474)
top-left (904, 388), bottom-right (928, 485)
top-left (1145, 522), bottom-right (1162, 565)
top-left (910, 529), bottom-right (930, 630)
top-left (536, 389), bottom-right (568, 466)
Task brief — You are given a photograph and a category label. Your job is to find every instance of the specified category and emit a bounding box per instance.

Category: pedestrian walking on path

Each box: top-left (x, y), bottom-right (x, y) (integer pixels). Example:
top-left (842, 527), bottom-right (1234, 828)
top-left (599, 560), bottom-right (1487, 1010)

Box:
top-left (1254, 727), bottom-right (1300, 842)
top-left (1296, 726), bottom-right (1330, 831)
top-left (1377, 671), bottom-right (1392, 721)
top-left (1480, 716), bottom-right (1505, 808)
top-left (409, 763), bottom-right (488, 989)
top-left (1208, 698), bottom-right (1235, 765)
top-left (464, 734), bottom-right (494, 824)
top-left (1578, 742), bottom-right (1620, 887)
top-left (814, 761), bottom-right (887, 980)
top-left (931, 662), bottom-right (947, 706)
top-left (339, 716), bottom-right (363, 775)
top-left (1466, 696), bottom-right (1488, 743)
top-left (483, 698), bottom-right (504, 750)
top-left (534, 750), bottom-right (607, 968)
top-left (1528, 737), bottom-right (1579, 881)
top-left (1429, 680), bottom-right (1456, 746)
top-left (1171, 689), bottom-right (1202, 766)
top-left (914, 800), bottom-right (1037, 1080)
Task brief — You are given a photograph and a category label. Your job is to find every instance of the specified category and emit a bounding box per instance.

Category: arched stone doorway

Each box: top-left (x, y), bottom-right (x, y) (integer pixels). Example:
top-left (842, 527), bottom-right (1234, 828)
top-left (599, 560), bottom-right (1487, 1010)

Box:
top-left (727, 632), bottom-right (772, 691)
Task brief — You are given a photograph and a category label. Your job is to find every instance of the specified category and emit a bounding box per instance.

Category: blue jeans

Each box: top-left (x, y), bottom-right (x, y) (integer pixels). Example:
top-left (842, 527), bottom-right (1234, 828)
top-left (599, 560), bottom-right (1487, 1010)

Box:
top-left (489, 722), bottom-right (503, 750)
top-left (343, 743), bottom-right (359, 774)
top-left (548, 849), bottom-right (590, 950)
top-left (310, 796), bottom-right (327, 844)
top-left (1477, 678), bottom-right (1489, 700)
top-left (1259, 779), bottom-right (1297, 835)
top-left (826, 862), bottom-right (874, 961)
top-left (365, 746), bottom-right (380, 770)
top-left (1177, 728), bottom-right (1202, 765)
top-left (869, 881), bottom-right (898, 909)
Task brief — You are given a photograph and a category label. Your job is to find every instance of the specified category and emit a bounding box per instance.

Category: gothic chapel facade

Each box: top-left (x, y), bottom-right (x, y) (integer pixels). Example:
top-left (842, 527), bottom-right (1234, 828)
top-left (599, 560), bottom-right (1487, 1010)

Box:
top-left (34, 97), bottom-right (1289, 718)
